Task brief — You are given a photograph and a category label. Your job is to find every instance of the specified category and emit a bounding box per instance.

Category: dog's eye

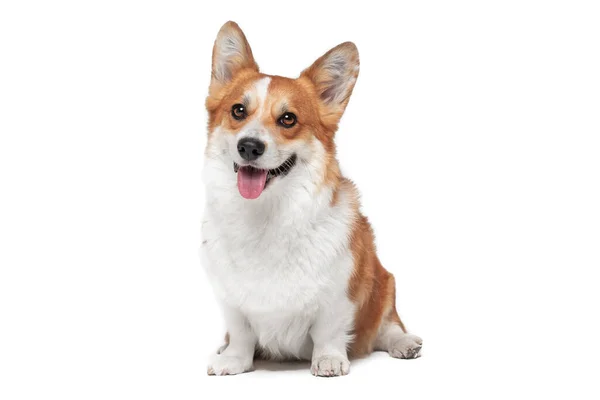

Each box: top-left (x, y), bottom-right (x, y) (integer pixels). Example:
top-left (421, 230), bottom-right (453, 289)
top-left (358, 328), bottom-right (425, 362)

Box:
top-left (231, 104), bottom-right (247, 120)
top-left (278, 112), bottom-right (297, 128)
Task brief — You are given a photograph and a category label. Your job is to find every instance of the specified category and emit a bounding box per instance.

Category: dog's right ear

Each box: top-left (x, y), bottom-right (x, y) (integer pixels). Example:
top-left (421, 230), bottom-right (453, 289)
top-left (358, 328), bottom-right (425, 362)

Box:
top-left (210, 21), bottom-right (258, 94)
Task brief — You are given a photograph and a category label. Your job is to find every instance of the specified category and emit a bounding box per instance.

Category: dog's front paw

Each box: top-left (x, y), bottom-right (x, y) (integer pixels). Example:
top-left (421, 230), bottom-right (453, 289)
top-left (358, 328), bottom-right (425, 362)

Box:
top-left (310, 354), bottom-right (350, 377)
top-left (389, 333), bottom-right (423, 359)
top-left (207, 354), bottom-right (253, 376)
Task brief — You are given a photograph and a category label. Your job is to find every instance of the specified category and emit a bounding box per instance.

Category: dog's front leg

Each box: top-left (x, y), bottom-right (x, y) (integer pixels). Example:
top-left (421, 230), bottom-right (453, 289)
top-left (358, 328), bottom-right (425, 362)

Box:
top-left (309, 303), bottom-right (352, 377)
top-left (207, 306), bottom-right (256, 376)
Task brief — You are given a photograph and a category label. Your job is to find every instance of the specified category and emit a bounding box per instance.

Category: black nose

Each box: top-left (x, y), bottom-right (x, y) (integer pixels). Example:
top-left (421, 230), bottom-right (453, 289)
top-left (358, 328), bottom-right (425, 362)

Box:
top-left (237, 138), bottom-right (265, 161)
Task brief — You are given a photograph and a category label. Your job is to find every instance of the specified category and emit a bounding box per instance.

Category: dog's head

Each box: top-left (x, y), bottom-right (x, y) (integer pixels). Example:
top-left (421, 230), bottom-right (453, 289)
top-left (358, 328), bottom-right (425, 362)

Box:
top-left (205, 21), bottom-right (359, 200)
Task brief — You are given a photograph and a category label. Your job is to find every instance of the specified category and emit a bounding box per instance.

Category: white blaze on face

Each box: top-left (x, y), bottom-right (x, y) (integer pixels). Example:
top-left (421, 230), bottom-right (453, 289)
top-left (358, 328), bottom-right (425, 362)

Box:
top-left (232, 77), bottom-right (272, 147)
top-left (253, 77), bottom-right (271, 118)
top-left (236, 77), bottom-right (273, 200)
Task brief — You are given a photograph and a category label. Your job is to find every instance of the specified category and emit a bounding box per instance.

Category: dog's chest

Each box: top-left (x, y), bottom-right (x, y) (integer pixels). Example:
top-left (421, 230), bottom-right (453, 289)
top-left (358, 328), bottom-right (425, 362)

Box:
top-left (247, 311), bottom-right (315, 359)
top-left (201, 188), bottom-right (354, 315)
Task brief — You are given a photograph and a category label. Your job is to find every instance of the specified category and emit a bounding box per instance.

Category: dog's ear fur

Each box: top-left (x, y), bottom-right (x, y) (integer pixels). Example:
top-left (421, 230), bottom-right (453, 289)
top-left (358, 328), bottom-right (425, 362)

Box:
top-left (210, 21), bottom-right (258, 94)
top-left (300, 42), bottom-right (360, 125)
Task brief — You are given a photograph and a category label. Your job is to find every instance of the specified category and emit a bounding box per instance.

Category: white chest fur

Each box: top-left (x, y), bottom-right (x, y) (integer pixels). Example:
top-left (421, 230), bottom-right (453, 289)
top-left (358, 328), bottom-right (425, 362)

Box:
top-left (201, 155), bottom-right (356, 358)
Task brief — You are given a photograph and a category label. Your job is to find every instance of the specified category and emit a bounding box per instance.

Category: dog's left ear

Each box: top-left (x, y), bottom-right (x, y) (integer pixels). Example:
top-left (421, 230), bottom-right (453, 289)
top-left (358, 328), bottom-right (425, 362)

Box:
top-left (210, 21), bottom-right (258, 94)
top-left (300, 42), bottom-right (360, 124)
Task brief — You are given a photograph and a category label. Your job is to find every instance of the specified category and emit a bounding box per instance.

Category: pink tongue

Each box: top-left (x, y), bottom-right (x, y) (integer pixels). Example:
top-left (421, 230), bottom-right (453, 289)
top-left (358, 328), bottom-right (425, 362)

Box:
top-left (237, 167), bottom-right (268, 199)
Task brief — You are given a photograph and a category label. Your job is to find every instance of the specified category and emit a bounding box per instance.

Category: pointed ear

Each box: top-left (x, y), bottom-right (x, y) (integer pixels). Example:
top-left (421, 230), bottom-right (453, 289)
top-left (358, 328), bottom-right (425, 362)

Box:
top-left (300, 42), bottom-right (359, 121)
top-left (210, 21), bottom-right (258, 93)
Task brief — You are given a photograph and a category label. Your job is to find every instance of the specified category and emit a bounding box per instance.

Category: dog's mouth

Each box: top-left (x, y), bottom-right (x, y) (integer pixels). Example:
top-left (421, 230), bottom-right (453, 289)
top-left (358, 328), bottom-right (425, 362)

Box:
top-left (233, 154), bottom-right (297, 199)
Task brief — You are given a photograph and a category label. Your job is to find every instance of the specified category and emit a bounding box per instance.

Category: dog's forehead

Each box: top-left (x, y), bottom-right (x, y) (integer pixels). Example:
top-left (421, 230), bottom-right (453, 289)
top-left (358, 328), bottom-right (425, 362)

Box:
top-left (266, 76), bottom-right (315, 107)
top-left (242, 77), bottom-right (272, 114)
top-left (249, 77), bottom-right (270, 102)
top-left (235, 75), bottom-right (313, 111)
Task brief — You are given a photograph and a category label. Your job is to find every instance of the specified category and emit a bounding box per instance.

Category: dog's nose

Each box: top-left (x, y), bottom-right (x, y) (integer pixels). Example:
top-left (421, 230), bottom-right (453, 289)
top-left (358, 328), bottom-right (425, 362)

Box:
top-left (237, 138), bottom-right (265, 161)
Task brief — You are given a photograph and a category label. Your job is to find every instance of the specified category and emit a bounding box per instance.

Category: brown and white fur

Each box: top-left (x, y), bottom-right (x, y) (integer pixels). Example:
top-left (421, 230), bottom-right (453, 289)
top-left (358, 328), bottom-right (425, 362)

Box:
top-left (201, 21), bottom-right (422, 377)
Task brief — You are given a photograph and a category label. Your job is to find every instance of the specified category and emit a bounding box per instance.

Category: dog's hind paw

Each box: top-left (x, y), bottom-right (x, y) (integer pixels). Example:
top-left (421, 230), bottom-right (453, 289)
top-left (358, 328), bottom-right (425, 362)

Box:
top-left (389, 333), bottom-right (423, 359)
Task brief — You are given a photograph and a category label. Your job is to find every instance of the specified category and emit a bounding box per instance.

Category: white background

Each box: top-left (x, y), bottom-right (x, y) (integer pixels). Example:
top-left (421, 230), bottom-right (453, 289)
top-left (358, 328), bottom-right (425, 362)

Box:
top-left (1, 0), bottom-right (599, 399)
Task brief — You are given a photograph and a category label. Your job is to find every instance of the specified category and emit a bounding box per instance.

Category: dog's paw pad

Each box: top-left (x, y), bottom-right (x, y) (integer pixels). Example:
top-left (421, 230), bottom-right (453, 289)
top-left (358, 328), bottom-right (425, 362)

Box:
top-left (311, 355), bottom-right (350, 377)
top-left (389, 334), bottom-right (423, 359)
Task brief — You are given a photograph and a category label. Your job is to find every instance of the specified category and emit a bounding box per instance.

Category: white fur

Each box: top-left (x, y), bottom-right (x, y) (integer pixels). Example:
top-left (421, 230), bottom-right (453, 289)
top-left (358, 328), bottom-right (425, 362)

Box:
top-left (374, 323), bottom-right (423, 359)
top-left (201, 145), bottom-right (356, 357)
top-left (252, 77), bottom-right (270, 115)
top-left (202, 82), bottom-right (357, 374)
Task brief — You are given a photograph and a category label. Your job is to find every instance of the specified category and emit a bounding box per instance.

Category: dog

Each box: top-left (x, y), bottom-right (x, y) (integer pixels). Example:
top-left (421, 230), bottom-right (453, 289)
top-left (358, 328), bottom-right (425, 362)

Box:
top-left (201, 21), bottom-right (422, 377)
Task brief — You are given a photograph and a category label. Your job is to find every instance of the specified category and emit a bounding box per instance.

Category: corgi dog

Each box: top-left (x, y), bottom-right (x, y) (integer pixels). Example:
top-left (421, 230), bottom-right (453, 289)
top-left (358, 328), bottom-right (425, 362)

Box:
top-left (202, 21), bottom-right (422, 377)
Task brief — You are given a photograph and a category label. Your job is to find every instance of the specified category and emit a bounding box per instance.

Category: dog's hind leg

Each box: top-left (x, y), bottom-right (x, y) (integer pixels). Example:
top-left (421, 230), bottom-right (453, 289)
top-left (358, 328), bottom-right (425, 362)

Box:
top-left (374, 308), bottom-right (423, 359)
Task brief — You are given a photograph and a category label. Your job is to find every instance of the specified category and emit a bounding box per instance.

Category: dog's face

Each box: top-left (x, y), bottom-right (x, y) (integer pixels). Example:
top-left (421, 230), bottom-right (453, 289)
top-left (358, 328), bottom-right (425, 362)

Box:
top-left (205, 22), bottom-right (359, 200)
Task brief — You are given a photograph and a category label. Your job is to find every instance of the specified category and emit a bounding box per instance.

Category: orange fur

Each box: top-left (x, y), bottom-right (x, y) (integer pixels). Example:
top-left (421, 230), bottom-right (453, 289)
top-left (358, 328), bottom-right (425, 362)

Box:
top-left (336, 179), bottom-right (407, 357)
